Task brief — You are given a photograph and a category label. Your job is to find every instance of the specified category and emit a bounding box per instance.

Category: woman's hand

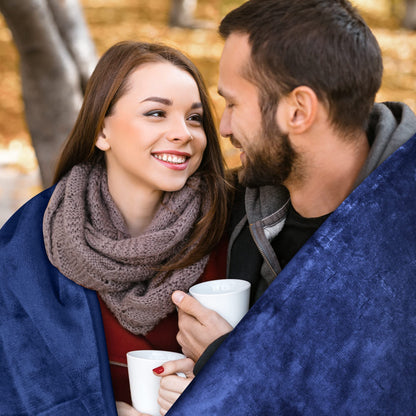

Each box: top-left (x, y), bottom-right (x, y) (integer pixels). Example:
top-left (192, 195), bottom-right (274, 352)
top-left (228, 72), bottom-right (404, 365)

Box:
top-left (153, 357), bottom-right (195, 415)
top-left (115, 401), bottom-right (151, 416)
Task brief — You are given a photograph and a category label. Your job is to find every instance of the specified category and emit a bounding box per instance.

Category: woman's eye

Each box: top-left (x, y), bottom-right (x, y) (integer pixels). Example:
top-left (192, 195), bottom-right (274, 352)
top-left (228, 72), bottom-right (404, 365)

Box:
top-left (187, 113), bottom-right (203, 125)
top-left (144, 110), bottom-right (165, 118)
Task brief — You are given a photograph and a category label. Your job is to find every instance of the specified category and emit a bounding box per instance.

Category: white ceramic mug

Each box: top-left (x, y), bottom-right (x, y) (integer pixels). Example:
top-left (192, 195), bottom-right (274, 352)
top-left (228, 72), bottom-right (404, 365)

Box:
top-left (127, 350), bottom-right (186, 416)
top-left (189, 279), bottom-right (251, 327)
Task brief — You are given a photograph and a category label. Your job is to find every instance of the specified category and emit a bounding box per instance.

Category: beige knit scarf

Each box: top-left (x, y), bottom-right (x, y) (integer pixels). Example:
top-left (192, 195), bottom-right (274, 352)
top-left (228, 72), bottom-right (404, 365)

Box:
top-left (43, 163), bottom-right (209, 335)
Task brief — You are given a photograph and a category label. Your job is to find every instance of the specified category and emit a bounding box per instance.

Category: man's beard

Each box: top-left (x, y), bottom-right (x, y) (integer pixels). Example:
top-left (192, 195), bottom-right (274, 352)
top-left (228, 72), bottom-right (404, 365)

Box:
top-left (236, 124), bottom-right (297, 188)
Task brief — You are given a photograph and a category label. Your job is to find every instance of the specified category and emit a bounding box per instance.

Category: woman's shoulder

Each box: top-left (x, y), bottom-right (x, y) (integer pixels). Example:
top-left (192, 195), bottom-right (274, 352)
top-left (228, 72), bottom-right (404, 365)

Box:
top-left (0, 186), bottom-right (58, 310)
top-left (0, 186), bottom-right (54, 240)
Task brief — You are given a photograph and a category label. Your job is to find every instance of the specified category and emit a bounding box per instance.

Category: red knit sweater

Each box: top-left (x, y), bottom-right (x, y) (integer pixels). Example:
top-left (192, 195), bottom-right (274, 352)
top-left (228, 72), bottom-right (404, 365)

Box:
top-left (98, 239), bottom-right (228, 403)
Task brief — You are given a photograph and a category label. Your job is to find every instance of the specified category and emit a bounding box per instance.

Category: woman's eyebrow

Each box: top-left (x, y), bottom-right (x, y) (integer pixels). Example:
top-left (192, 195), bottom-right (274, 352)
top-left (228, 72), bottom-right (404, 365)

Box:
top-left (140, 97), bottom-right (202, 110)
top-left (140, 96), bottom-right (172, 105)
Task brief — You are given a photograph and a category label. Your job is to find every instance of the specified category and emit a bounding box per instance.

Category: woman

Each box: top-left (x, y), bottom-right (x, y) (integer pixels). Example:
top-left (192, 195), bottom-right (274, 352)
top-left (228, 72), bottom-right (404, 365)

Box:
top-left (0, 41), bottom-right (228, 416)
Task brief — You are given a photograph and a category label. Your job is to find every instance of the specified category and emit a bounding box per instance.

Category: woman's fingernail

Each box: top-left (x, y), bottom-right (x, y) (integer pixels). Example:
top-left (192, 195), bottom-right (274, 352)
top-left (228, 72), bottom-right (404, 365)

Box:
top-left (153, 366), bottom-right (164, 374)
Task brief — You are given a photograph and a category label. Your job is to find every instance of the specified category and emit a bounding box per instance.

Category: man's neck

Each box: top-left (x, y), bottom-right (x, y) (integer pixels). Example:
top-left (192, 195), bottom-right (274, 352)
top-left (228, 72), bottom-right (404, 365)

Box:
top-left (287, 131), bottom-right (369, 218)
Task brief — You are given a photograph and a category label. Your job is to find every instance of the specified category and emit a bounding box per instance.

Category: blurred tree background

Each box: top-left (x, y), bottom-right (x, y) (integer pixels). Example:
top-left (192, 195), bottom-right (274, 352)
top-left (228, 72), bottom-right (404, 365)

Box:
top-left (0, 0), bottom-right (415, 222)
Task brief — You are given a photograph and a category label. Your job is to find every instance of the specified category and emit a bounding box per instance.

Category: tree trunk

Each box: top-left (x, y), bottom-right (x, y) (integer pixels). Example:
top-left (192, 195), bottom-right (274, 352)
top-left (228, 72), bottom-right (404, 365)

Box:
top-left (47, 0), bottom-right (97, 91)
top-left (403, 0), bottom-right (416, 29)
top-left (0, 0), bottom-right (97, 187)
top-left (169, 0), bottom-right (197, 28)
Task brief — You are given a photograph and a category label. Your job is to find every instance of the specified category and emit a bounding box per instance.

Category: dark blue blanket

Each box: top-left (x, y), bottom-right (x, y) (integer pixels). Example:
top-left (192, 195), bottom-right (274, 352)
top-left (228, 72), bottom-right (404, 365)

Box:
top-left (0, 188), bottom-right (117, 415)
top-left (168, 133), bottom-right (416, 415)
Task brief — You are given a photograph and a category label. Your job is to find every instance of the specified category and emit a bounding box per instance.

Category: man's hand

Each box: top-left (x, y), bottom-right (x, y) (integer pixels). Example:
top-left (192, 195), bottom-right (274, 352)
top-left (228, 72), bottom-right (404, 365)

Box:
top-left (172, 290), bottom-right (233, 362)
top-left (115, 401), bottom-right (150, 416)
top-left (154, 357), bottom-right (195, 415)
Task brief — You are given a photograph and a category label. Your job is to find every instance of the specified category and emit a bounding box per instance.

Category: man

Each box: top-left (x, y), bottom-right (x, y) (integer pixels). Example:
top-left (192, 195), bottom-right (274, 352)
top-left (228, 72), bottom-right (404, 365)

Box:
top-left (168, 0), bottom-right (416, 413)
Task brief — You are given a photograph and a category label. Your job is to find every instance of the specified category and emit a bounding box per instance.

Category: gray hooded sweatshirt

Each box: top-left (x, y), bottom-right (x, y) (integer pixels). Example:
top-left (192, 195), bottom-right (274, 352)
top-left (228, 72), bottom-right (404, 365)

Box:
top-left (227, 102), bottom-right (416, 301)
top-left (193, 101), bottom-right (416, 376)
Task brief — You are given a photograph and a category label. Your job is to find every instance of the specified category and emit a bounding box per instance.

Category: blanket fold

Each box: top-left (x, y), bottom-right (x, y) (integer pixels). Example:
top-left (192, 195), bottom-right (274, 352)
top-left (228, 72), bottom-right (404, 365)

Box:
top-left (169, 133), bottom-right (416, 415)
top-left (0, 187), bottom-right (116, 416)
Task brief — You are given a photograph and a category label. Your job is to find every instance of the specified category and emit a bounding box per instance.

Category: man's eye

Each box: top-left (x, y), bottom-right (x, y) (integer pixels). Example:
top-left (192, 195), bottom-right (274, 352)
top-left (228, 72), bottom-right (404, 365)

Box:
top-left (224, 100), bottom-right (234, 108)
top-left (144, 110), bottom-right (165, 118)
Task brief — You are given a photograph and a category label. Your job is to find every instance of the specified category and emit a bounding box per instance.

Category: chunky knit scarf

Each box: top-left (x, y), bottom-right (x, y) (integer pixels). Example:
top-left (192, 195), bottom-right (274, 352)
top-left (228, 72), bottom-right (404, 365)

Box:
top-left (43, 163), bottom-right (209, 335)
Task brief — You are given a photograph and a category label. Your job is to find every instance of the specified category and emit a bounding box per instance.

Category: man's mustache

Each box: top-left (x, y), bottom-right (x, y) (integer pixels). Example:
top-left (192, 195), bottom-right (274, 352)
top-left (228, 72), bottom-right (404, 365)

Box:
top-left (229, 134), bottom-right (242, 149)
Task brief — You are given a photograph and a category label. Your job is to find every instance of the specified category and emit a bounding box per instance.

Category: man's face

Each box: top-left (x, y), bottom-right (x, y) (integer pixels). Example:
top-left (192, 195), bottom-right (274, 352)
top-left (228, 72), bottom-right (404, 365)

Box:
top-left (218, 33), bottom-right (296, 188)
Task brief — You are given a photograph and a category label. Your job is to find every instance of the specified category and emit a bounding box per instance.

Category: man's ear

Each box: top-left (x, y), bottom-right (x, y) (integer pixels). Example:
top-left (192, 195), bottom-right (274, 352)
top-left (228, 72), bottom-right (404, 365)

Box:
top-left (95, 125), bottom-right (111, 151)
top-left (276, 86), bottom-right (318, 134)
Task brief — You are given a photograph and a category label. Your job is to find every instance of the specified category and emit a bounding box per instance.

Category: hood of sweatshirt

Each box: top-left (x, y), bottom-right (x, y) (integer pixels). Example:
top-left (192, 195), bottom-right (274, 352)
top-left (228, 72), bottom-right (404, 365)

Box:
top-left (245, 102), bottom-right (416, 226)
top-left (355, 101), bottom-right (416, 185)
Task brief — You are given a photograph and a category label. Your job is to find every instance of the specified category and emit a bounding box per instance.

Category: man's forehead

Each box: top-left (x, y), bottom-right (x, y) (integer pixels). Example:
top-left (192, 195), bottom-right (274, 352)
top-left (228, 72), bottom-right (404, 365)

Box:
top-left (220, 32), bottom-right (251, 63)
top-left (219, 34), bottom-right (251, 80)
top-left (217, 73), bottom-right (240, 102)
top-left (218, 34), bottom-right (256, 98)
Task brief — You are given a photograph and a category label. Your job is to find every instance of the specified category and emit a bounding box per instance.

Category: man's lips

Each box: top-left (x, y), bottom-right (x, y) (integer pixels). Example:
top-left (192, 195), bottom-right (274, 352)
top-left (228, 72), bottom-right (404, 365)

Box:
top-left (229, 135), bottom-right (242, 150)
top-left (228, 136), bottom-right (246, 164)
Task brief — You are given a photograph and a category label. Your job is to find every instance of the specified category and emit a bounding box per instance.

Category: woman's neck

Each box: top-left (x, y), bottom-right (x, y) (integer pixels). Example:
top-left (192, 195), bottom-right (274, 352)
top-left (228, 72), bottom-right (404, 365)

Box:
top-left (107, 176), bottom-right (163, 237)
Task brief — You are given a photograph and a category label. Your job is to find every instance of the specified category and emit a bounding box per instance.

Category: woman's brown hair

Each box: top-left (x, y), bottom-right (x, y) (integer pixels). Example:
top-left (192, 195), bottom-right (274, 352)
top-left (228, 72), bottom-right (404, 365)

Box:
top-left (54, 41), bottom-right (228, 272)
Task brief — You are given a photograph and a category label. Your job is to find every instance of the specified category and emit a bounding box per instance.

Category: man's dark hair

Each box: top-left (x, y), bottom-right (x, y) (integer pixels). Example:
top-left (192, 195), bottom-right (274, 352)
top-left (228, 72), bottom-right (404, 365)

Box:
top-left (219, 0), bottom-right (383, 135)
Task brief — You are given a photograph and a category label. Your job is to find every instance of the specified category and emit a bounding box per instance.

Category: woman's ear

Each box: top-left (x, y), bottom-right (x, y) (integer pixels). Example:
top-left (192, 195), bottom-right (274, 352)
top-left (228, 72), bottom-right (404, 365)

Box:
top-left (276, 86), bottom-right (318, 134)
top-left (95, 127), bottom-right (111, 151)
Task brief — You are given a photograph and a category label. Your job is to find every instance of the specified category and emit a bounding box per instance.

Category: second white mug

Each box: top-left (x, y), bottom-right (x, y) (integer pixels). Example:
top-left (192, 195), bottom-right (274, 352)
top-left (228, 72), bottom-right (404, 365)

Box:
top-left (189, 278), bottom-right (251, 327)
top-left (127, 350), bottom-right (185, 416)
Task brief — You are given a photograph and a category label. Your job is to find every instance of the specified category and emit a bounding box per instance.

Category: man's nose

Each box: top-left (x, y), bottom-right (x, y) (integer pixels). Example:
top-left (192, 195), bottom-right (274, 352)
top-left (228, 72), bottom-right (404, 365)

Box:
top-left (219, 109), bottom-right (232, 138)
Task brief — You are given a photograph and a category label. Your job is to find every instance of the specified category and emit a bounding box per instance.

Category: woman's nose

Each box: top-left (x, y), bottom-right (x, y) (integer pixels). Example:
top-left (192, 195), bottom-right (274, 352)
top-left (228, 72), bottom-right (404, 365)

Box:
top-left (166, 119), bottom-right (193, 143)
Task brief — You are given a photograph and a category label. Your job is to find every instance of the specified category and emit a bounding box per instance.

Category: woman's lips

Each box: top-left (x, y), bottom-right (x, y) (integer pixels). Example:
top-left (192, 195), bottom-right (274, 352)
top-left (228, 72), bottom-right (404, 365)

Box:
top-left (152, 151), bottom-right (191, 170)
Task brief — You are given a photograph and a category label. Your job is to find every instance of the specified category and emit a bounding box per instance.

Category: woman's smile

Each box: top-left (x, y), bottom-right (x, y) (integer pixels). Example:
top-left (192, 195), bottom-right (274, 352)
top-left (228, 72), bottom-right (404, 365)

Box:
top-left (152, 150), bottom-right (191, 170)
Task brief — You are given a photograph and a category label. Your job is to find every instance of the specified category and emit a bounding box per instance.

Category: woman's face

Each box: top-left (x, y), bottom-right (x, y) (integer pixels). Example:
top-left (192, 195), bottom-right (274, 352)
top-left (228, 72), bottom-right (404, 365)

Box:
top-left (97, 61), bottom-right (207, 198)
